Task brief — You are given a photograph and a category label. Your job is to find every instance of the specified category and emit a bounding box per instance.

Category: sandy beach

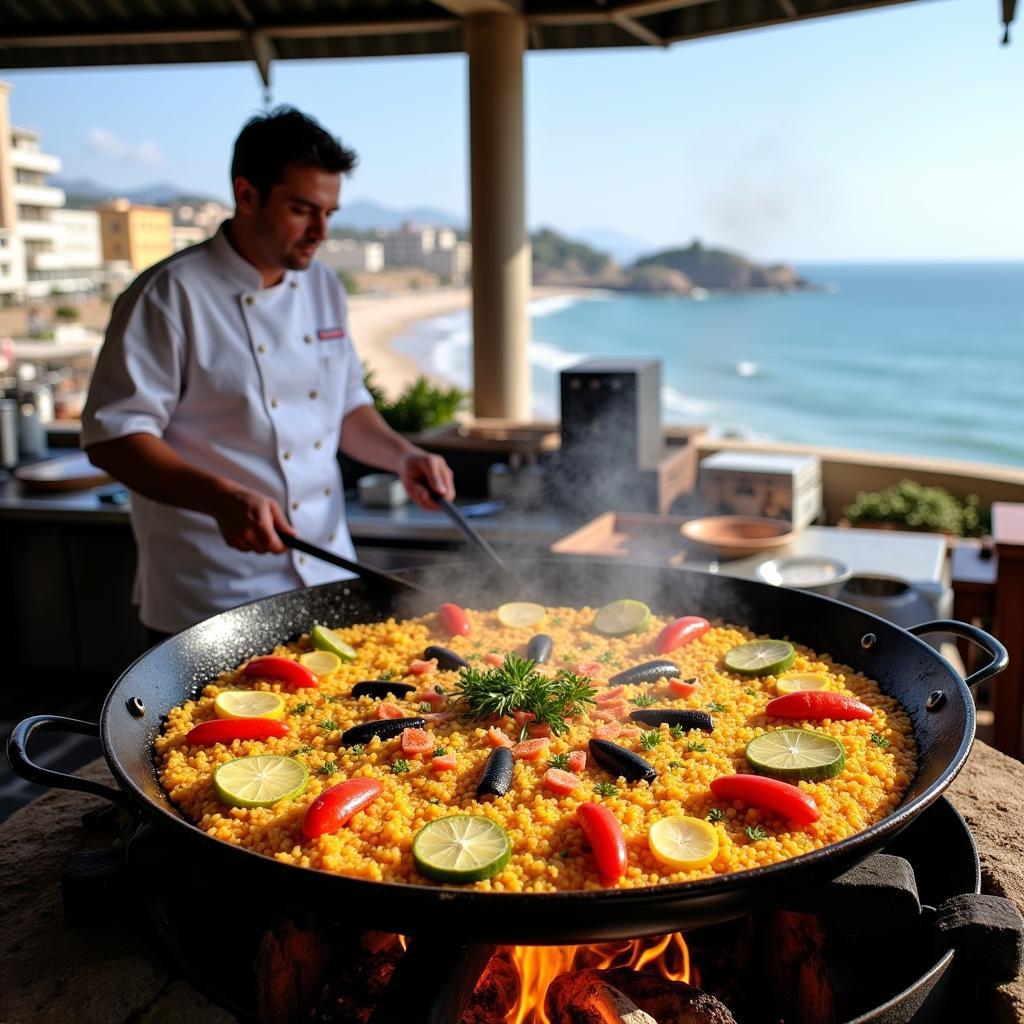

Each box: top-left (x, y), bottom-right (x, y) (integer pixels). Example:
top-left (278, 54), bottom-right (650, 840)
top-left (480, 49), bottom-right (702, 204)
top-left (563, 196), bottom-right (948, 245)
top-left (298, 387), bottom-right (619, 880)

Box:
top-left (347, 286), bottom-right (586, 399)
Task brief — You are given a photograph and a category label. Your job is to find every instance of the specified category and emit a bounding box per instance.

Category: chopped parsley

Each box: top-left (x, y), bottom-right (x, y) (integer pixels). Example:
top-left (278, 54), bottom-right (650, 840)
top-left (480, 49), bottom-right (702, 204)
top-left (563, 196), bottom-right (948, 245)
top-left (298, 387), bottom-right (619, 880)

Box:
top-left (871, 732), bottom-right (891, 748)
top-left (295, 702), bottom-right (311, 714)
top-left (434, 684), bottom-right (447, 695)
top-left (578, 641), bottom-right (594, 652)
top-left (418, 702), bottom-right (432, 713)
top-left (745, 689), bottom-right (757, 697)
top-left (318, 762), bottom-right (338, 776)
top-left (668, 760), bottom-right (683, 768)
top-left (747, 826), bottom-right (768, 842)
top-left (631, 694), bottom-right (655, 708)
top-left (598, 650), bottom-right (617, 665)
top-left (548, 752), bottom-right (571, 770)
top-left (319, 719), bottom-right (337, 730)
top-left (639, 731), bottom-right (661, 750)
top-left (433, 746), bottom-right (447, 757)
top-left (350, 744), bottom-right (365, 756)
top-left (378, 670), bottom-right (394, 681)
top-left (594, 782), bottom-right (619, 798)
top-left (685, 740), bottom-right (707, 753)
top-left (391, 759), bottom-right (411, 774)
top-left (707, 807), bottom-right (725, 823)
top-left (325, 695), bottom-right (345, 703)
top-left (428, 797), bottom-right (441, 805)
top-left (669, 724), bottom-right (685, 741)
top-left (288, 744), bottom-right (314, 756)
top-left (707, 701), bottom-right (728, 713)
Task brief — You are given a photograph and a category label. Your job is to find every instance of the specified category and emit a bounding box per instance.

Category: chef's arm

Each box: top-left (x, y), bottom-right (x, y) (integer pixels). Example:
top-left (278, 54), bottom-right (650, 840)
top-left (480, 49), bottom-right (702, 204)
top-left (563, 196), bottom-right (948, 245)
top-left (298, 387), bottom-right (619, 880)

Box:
top-left (85, 433), bottom-right (292, 553)
top-left (339, 404), bottom-right (454, 509)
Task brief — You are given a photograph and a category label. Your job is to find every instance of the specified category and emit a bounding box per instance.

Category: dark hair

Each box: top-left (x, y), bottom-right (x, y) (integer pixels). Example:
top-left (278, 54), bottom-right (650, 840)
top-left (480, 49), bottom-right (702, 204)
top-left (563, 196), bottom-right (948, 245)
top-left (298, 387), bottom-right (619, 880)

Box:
top-left (231, 106), bottom-right (358, 199)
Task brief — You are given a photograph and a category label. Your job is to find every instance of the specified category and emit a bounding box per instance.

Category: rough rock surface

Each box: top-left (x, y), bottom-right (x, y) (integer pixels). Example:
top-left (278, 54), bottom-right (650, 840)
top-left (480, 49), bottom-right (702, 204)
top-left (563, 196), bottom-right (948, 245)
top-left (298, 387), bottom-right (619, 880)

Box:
top-left (1, 746), bottom-right (1023, 1023)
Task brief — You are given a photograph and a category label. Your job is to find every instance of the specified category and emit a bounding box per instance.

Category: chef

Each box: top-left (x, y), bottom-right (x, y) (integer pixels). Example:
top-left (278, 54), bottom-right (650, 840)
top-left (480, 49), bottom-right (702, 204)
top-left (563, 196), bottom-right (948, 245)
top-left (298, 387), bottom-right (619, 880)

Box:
top-left (82, 107), bottom-right (454, 642)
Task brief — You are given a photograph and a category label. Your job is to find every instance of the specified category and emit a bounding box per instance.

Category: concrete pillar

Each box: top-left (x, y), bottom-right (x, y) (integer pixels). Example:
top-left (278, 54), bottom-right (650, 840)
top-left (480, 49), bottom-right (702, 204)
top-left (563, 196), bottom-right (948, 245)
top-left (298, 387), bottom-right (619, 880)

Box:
top-left (0, 82), bottom-right (16, 230)
top-left (465, 14), bottom-right (531, 420)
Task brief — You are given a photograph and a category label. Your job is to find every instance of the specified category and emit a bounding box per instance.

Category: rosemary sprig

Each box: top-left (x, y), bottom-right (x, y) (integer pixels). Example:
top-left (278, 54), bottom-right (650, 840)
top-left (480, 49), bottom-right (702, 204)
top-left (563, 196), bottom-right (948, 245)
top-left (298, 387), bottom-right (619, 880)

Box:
top-left (318, 762), bottom-right (338, 776)
top-left (548, 753), bottom-right (571, 770)
top-left (686, 740), bottom-right (707, 753)
top-left (707, 808), bottom-right (725, 823)
top-left (450, 654), bottom-right (596, 737)
top-left (594, 782), bottom-right (619, 797)
top-left (747, 825), bottom-right (768, 842)
top-left (707, 701), bottom-right (728, 713)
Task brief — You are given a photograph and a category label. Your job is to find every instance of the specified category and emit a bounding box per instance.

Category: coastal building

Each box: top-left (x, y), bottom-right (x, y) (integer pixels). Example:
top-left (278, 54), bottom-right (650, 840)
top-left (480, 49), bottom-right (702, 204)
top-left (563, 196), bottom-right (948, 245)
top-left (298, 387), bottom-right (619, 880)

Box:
top-left (379, 222), bottom-right (467, 277)
top-left (318, 238), bottom-right (384, 273)
top-left (28, 208), bottom-right (103, 297)
top-left (172, 199), bottom-right (229, 237)
top-left (99, 199), bottom-right (173, 270)
top-left (171, 224), bottom-right (207, 252)
top-left (424, 240), bottom-right (472, 283)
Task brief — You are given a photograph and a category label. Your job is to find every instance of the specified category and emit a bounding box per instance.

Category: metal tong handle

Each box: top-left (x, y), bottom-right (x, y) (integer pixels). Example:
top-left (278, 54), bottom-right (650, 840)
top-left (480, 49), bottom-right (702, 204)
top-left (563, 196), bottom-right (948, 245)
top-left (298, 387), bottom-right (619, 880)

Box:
top-left (278, 532), bottom-right (424, 593)
top-left (432, 491), bottom-right (506, 571)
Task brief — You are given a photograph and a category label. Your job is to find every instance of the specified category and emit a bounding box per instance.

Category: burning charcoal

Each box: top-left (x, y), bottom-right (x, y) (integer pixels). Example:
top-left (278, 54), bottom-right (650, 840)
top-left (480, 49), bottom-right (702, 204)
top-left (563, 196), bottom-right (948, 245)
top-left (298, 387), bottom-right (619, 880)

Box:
top-left (545, 969), bottom-right (656, 1024)
top-left (932, 893), bottom-right (1024, 983)
top-left (609, 660), bottom-right (680, 687)
top-left (599, 967), bottom-right (737, 1024)
top-left (461, 954), bottom-right (520, 1024)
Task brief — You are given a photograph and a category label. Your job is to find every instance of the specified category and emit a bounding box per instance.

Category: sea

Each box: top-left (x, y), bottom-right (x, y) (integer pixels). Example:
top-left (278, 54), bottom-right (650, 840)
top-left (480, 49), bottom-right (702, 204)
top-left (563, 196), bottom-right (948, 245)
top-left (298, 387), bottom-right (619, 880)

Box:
top-left (391, 263), bottom-right (1024, 470)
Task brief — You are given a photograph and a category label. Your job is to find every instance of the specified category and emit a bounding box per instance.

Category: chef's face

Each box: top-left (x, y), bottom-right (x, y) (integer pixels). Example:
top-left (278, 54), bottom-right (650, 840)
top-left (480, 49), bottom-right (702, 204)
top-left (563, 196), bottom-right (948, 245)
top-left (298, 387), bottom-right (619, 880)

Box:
top-left (238, 163), bottom-right (340, 272)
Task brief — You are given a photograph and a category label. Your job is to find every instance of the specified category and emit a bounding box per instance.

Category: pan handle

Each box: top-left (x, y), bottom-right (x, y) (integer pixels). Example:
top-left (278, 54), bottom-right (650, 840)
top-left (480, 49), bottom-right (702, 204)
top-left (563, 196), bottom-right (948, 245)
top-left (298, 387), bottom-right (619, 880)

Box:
top-left (6, 715), bottom-right (130, 809)
top-left (906, 620), bottom-right (1008, 689)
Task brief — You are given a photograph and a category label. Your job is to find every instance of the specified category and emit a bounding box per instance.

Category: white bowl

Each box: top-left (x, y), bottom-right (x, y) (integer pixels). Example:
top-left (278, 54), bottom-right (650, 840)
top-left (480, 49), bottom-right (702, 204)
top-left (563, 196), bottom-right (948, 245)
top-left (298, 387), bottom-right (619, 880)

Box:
top-left (756, 556), bottom-right (852, 598)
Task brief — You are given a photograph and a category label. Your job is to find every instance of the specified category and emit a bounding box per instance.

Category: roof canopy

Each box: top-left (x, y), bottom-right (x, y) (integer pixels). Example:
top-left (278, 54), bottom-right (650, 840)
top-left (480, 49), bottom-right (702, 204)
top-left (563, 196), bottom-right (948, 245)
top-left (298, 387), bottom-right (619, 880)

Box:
top-left (1, 0), bottom-right (935, 81)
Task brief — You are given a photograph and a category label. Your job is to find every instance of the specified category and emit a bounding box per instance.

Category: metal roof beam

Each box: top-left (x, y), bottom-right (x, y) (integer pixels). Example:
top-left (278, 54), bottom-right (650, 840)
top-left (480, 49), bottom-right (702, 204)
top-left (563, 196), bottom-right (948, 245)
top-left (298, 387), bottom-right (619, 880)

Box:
top-left (428, 0), bottom-right (521, 15)
top-left (611, 13), bottom-right (666, 45)
top-left (530, 0), bottom-right (709, 26)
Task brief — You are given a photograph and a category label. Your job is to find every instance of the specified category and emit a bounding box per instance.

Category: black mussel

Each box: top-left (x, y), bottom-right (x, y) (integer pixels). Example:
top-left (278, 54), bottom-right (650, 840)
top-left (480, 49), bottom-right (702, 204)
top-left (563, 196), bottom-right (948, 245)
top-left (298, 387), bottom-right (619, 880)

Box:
top-left (588, 738), bottom-right (657, 783)
top-left (628, 709), bottom-right (714, 732)
top-left (341, 717), bottom-right (425, 746)
top-left (526, 634), bottom-right (553, 664)
top-left (424, 645), bottom-right (470, 671)
top-left (476, 746), bottom-right (515, 799)
top-left (351, 681), bottom-right (417, 700)
top-left (609, 660), bottom-right (680, 687)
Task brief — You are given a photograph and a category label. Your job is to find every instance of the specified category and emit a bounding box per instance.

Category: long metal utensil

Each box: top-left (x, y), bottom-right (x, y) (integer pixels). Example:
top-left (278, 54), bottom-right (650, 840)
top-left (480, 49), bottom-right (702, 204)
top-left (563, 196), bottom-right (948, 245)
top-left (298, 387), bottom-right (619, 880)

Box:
top-left (278, 532), bottom-right (425, 594)
top-left (433, 493), bottom-right (507, 571)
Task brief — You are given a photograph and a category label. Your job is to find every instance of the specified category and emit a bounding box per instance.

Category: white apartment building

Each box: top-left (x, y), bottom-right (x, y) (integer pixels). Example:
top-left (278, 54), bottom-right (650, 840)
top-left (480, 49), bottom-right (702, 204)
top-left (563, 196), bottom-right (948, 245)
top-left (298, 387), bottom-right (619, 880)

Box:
top-left (425, 240), bottom-right (471, 282)
top-left (319, 238), bottom-right (384, 273)
top-left (0, 83), bottom-right (105, 300)
top-left (171, 224), bottom-right (207, 252)
top-left (173, 199), bottom-right (230, 236)
top-left (381, 223), bottom-right (437, 267)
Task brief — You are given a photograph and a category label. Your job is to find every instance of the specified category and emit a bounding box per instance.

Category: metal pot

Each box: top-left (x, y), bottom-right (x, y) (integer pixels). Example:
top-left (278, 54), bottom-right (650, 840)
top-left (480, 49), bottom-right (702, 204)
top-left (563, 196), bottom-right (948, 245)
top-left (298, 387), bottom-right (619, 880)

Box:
top-left (7, 560), bottom-right (1007, 943)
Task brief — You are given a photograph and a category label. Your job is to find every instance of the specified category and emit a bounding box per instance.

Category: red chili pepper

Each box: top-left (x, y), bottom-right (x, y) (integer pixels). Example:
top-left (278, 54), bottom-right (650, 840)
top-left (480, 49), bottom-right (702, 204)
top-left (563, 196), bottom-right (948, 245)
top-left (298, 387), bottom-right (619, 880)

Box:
top-left (438, 603), bottom-right (471, 637)
top-left (243, 656), bottom-right (319, 689)
top-left (576, 801), bottom-right (628, 884)
top-left (655, 616), bottom-right (711, 654)
top-left (186, 718), bottom-right (289, 746)
top-left (710, 774), bottom-right (820, 825)
top-left (765, 691), bottom-right (873, 721)
top-left (303, 778), bottom-right (384, 839)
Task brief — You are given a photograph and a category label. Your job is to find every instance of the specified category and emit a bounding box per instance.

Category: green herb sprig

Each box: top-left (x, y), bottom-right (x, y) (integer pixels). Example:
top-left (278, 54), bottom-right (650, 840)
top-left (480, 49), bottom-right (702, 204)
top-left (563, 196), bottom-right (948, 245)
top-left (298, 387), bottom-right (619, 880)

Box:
top-left (594, 782), bottom-right (619, 797)
top-left (870, 732), bottom-right (890, 748)
top-left (318, 762), bottom-right (338, 776)
top-left (640, 731), bottom-right (661, 751)
top-left (747, 825), bottom-right (768, 841)
top-left (391, 759), bottom-right (411, 774)
top-left (707, 701), bottom-right (728, 713)
top-left (686, 740), bottom-right (707, 753)
top-left (320, 719), bottom-right (337, 731)
top-left (450, 654), bottom-right (596, 738)
top-left (707, 808), bottom-right (725, 823)
top-left (631, 694), bottom-right (655, 708)
top-left (548, 753), bottom-right (571, 770)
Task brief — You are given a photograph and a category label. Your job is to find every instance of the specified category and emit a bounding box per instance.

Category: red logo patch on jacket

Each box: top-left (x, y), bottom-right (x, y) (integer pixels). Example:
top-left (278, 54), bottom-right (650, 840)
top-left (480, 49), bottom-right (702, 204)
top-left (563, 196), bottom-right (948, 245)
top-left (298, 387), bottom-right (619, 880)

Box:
top-left (317, 327), bottom-right (346, 341)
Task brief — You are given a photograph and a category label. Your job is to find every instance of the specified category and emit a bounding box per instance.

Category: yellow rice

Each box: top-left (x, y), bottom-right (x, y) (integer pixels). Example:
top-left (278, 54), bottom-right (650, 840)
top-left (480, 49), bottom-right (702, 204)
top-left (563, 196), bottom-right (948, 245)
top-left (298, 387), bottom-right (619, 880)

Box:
top-left (154, 605), bottom-right (916, 891)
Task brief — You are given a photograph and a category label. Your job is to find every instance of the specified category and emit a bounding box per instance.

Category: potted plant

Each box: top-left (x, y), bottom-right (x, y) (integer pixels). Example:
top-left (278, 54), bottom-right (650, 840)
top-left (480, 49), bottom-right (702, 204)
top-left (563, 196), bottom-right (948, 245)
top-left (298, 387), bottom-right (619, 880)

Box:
top-left (842, 480), bottom-right (989, 538)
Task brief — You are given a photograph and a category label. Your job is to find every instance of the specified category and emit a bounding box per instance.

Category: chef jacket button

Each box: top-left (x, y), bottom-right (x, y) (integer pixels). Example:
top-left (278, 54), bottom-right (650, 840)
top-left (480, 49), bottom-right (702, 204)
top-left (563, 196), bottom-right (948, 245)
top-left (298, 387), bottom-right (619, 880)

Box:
top-left (270, 398), bottom-right (279, 409)
top-left (324, 486), bottom-right (331, 496)
top-left (283, 451), bottom-right (291, 460)
top-left (290, 281), bottom-right (298, 289)
top-left (245, 295), bottom-right (254, 305)
top-left (304, 334), bottom-right (314, 345)
top-left (309, 389), bottom-right (318, 400)
top-left (328, 532), bottom-right (336, 542)
top-left (313, 440), bottom-right (322, 450)
top-left (292, 501), bottom-right (300, 511)
top-left (298, 555), bottom-right (306, 565)
top-left (257, 344), bottom-right (267, 354)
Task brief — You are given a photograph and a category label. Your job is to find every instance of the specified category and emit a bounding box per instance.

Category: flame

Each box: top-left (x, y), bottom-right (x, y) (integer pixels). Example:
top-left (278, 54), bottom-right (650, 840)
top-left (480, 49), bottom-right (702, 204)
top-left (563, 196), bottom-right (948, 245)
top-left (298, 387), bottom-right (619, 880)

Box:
top-left (505, 933), bottom-right (692, 1024)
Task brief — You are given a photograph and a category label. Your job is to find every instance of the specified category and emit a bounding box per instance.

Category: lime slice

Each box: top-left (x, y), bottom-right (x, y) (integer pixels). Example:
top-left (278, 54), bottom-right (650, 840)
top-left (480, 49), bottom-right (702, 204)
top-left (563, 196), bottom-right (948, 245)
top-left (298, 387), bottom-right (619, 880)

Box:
top-left (311, 625), bottom-right (357, 662)
top-left (496, 601), bottom-right (547, 628)
top-left (214, 690), bottom-right (287, 720)
top-left (412, 816), bottom-right (511, 883)
top-left (299, 650), bottom-right (343, 676)
top-left (724, 640), bottom-right (796, 677)
top-left (776, 671), bottom-right (831, 696)
top-left (745, 728), bottom-right (845, 781)
top-left (213, 755), bottom-right (308, 808)
top-left (593, 599), bottom-right (652, 636)
top-left (649, 815), bottom-right (720, 871)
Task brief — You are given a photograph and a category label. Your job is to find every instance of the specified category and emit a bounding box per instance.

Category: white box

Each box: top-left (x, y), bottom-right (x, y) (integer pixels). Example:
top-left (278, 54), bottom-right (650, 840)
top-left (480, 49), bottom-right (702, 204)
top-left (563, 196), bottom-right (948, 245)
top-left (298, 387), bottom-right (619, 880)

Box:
top-left (698, 451), bottom-right (822, 530)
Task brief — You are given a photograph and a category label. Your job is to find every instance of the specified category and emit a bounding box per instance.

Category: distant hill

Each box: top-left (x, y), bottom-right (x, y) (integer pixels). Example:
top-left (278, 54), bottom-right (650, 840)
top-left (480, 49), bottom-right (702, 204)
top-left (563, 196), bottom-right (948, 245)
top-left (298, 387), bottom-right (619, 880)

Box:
top-left (634, 239), bottom-right (809, 291)
top-left (336, 199), bottom-right (465, 231)
top-left (53, 176), bottom-right (225, 208)
top-left (574, 227), bottom-right (654, 266)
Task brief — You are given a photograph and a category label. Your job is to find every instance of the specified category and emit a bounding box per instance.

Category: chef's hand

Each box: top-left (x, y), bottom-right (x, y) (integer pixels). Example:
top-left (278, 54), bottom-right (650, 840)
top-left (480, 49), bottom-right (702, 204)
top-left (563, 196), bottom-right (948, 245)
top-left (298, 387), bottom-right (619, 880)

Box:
top-left (213, 485), bottom-right (294, 553)
top-left (398, 450), bottom-right (455, 510)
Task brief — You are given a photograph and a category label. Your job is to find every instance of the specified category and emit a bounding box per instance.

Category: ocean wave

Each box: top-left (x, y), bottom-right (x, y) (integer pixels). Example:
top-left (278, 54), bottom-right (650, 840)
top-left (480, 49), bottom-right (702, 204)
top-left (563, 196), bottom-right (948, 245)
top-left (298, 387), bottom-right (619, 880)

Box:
top-left (662, 385), bottom-right (713, 419)
top-left (529, 337), bottom-right (589, 374)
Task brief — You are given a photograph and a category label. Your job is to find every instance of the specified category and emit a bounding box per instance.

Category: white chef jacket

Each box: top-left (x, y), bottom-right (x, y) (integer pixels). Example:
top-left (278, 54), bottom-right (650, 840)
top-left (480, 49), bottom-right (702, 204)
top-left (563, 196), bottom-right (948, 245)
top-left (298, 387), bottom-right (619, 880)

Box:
top-left (81, 223), bottom-right (373, 633)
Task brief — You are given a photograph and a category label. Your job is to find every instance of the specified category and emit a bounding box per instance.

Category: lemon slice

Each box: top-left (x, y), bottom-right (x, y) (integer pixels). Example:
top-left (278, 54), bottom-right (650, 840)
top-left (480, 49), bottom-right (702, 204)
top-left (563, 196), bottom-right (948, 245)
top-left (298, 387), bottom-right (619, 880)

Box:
top-left (593, 599), bottom-right (652, 636)
top-left (776, 671), bottom-right (831, 696)
top-left (299, 650), bottom-right (343, 676)
top-left (213, 755), bottom-right (308, 808)
top-left (496, 602), bottom-right (546, 628)
top-left (213, 690), bottom-right (287, 720)
top-left (724, 640), bottom-right (796, 676)
top-left (745, 728), bottom-right (845, 781)
top-left (412, 816), bottom-right (511, 883)
top-left (311, 625), bottom-right (357, 662)
top-left (648, 816), bottom-right (719, 871)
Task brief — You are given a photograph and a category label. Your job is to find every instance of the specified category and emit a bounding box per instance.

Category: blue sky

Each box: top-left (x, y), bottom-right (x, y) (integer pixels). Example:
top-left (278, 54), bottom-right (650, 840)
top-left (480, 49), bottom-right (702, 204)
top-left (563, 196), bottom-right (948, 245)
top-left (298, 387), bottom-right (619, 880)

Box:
top-left (4, 0), bottom-right (1021, 261)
